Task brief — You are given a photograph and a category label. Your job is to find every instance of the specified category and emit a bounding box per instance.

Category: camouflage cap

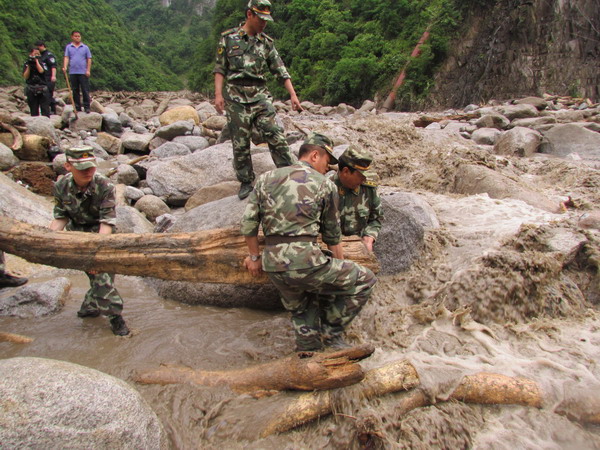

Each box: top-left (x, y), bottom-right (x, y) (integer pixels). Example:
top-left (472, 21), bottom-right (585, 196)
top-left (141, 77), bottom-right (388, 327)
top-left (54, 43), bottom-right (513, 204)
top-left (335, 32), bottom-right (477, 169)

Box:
top-left (339, 145), bottom-right (373, 174)
top-left (248, 0), bottom-right (273, 21)
top-left (65, 146), bottom-right (97, 170)
top-left (303, 132), bottom-right (338, 164)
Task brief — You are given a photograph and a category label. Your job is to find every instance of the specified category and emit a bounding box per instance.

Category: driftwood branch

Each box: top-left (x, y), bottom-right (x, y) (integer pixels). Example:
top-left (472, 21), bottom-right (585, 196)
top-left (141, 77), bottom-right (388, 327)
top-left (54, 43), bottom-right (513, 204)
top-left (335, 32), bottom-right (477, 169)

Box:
top-left (0, 121), bottom-right (23, 151)
top-left (0, 216), bottom-right (378, 284)
top-left (134, 345), bottom-right (374, 393)
top-left (0, 332), bottom-right (34, 344)
top-left (222, 360), bottom-right (598, 440)
top-left (413, 113), bottom-right (479, 128)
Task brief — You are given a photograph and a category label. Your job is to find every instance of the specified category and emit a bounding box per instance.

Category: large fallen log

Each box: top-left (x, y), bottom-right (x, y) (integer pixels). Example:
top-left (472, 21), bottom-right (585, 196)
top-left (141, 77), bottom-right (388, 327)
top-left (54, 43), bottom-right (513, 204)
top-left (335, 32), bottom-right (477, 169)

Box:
top-left (0, 216), bottom-right (378, 284)
top-left (0, 121), bottom-right (23, 151)
top-left (220, 360), bottom-right (599, 440)
top-left (133, 345), bottom-right (375, 393)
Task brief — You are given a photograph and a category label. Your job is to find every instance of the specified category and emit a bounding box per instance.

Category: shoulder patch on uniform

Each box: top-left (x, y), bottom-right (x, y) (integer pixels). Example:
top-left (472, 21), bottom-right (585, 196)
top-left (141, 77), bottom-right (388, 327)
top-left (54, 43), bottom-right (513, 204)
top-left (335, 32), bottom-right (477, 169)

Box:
top-left (362, 180), bottom-right (378, 188)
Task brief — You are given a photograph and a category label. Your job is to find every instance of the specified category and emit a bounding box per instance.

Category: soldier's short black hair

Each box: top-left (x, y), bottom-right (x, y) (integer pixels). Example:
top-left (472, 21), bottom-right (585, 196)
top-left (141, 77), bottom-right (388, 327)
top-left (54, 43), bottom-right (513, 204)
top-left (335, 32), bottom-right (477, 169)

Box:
top-left (299, 144), bottom-right (328, 160)
top-left (338, 159), bottom-right (356, 173)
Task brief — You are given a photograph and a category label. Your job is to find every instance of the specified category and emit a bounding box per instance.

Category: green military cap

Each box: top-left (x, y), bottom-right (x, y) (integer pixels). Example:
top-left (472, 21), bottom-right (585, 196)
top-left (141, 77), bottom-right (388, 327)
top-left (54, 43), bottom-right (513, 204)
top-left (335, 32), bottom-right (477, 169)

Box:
top-left (303, 132), bottom-right (338, 164)
top-left (65, 146), bottom-right (97, 170)
top-left (248, 0), bottom-right (274, 21)
top-left (339, 145), bottom-right (373, 174)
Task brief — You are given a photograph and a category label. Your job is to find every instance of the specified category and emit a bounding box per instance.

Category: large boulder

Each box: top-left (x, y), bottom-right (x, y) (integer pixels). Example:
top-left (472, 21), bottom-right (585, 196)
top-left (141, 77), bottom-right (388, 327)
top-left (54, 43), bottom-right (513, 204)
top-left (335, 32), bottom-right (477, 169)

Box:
top-left (22, 116), bottom-right (59, 143)
top-left (474, 114), bottom-right (510, 130)
top-left (134, 194), bottom-right (170, 222)
top-left (149, 195), bottom-right (281, 309)
top-left (380, 191), bottom-right (440, 229)
top-left (0, 172), bottom-right (53, 225)
top-left (471, 127), bottom-right (502, 145)
top-left (121, 131), bottom-right (154, 153)
top-left (115, 164), bottom-right (139, 186)
top-left (203, 115), bottom-right (227, 131)
top-left (0, 278), bottom-right (70, 317)
top-left (493, 126), bottom-right (542, 157)
top-left (185, 181), bottom-right (239, 210)
top-left (172, 135), bottom-right (210, 152)
top-left (15, 135), bottom-right (51, 161)
top-left (145, 142), bottom-right (276, 205)
top-left (0, 142), bottom-right (19, 170)
top-left (0, 357), bottom-right (166, 449)
top-left (150, 142), bottom-right (191, 159)
top-left (115, 205), bottom-right (154, 233)
top-left (539, 123), bottom-right (600, 160)
top-left (71, 112), bottom-right (103, 132)
top-left (453, 164), bottom-right (559, 213)
top-left (101, 112), bottom-right (123, 135)
top-left (498, 104), bottom-right (539, 120)
top-left (96, 131), bottom-right (123, 155)
top-left (159, 106), bottom-right (200, 127)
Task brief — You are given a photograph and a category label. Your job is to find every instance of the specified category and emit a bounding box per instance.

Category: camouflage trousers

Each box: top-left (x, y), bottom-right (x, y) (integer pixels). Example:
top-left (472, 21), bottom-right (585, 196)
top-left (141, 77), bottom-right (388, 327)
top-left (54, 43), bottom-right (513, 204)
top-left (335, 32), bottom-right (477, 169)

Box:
top-left (267, 258), bottom-right (376, 350)
top-left (80, 272), bottom-right (124, 317)
top-left (67, 223), bottom-right (124, 318)
top-left (225, 98), bottom-right (294, 184)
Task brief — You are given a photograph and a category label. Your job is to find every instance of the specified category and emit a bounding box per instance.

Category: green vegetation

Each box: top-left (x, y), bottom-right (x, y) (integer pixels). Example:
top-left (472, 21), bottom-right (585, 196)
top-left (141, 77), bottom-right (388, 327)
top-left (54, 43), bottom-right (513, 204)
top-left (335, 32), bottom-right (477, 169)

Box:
top-left (191, 0), bottom-right (476, 109)
top-left (0, 0), bottom-right (183, 91)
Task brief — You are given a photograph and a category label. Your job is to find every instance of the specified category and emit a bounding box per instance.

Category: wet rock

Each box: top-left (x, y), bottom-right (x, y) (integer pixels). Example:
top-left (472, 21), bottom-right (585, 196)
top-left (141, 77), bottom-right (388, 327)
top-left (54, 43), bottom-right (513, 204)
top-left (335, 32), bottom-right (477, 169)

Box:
top-left (493, 126), bottom-right (542, 157)
top-left (159, 106), bottom-right (199, 126)
top-left (22, 116), bottom-right (58, 143)
top-left (472, 127), bottom-right (502, 145)
top-left (453, 164), bottom-right (559, 213)
top-left (150, 142), bottom-right (191, 159)
top-left (96, 132), bottom-right (123, 155)
top-left (185, 181), bottom-right (239, 210)
top-left (0, 357), bottom-right (166, 449)
top-left (0, 278), bottom-right (70, 317)
top-left (101, 112), bottom-right (123, 135)
top-left (474, 114), bottom-right (510, 130)
top-left (155, 120), bottom-right (194, 140)
top-left (172, 135), bottom-right (210, 152)
top-left (115, 205), bottom-right (154, 233)
top-left (134, 194), bottom-right (170, 222)
top-left (374, 198), bottom-right (425, 275)
top-left (115, 164), bottom-right (139, 186)
top-left (381, 191), bottom-right (440, 229)
top-left (145, 142), bottom-right (276, 205)
top-left (539, 124), bottom-right (600, 160)
top-left (71, 112), bottom-right (103, 132)
top-left (121, 131), bottom-right (153, 152)
top-left (0, 142), bottom-right (19, 170)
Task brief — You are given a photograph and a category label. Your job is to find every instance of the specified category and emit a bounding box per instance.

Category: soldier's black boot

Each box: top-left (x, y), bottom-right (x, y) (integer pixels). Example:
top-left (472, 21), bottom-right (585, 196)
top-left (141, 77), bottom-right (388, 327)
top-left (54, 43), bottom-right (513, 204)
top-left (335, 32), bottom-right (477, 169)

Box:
top-left (77, 308), bottom-right (100, 318)
top-left (109, 315), bottom-right (130, 336)
top-left (323, 334), bottom-right (351, 349)
top-left (238, 182), bottom-right (253, 200)
top-left (0, 273), bottom-right (28, 288)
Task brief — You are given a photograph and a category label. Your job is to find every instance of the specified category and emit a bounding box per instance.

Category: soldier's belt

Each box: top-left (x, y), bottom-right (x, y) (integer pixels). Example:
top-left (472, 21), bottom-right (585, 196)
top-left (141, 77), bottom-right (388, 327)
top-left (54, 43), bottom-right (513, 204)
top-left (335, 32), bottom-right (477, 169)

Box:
top-left (229, 78), bottom-right (267, 87)
top-left (265, 235), bottom-right (318, 245)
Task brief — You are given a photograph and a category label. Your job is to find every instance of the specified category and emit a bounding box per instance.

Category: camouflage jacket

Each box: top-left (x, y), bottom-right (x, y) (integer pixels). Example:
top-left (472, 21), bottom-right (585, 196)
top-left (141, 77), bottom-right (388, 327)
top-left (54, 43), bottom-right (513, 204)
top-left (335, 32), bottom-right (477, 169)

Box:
top-left (53, 173), bottom-right (117, 231)
top-left (241, 161), bottom-right (342, 272)
top-left (214, 26), bottom-right (290, 104)
top-left (330, 173), bottom-right (383, 240)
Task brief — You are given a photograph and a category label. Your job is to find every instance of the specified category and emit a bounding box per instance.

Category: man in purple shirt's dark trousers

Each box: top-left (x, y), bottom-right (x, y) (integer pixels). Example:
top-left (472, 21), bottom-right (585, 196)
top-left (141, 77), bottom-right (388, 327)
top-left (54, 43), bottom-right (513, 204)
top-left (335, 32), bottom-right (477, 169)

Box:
top-left (63, 31), bottom-right (92, 113)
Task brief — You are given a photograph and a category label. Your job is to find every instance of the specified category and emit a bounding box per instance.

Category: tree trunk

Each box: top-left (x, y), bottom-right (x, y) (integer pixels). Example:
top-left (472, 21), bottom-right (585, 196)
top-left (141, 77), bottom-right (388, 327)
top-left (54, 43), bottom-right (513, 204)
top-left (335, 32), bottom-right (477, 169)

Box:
top-left (134, 345), bottom-right (375, 393)
top-left (0, 216), bottom-right (379, 284)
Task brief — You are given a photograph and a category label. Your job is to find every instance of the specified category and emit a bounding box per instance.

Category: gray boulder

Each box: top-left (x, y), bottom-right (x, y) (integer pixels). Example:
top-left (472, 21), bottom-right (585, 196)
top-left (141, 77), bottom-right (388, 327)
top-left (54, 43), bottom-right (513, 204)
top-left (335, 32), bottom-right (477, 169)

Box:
top-left (150, 142), bottom-right (191, 159)
top-left (0, 172), bottom-right (53, 225)
top-left (119, 112), bottom-right (134, 127)
top-left (0, 278), bottom-right (70, 317)
top-left (471, 127), bottom-right (502, 145)
top-left (115, 205), bottom-right (154, 233)
top-left (203, 115), bottom-right (227, 131)
top-left (474, 114), bottom-right (510, 130)
top-left (155, 120), bottom-right (194, 140)
top-left (124, 185), bottom-right (145, 202)
top-left (121, 131), bottom-right (153, 152)
top-left (51, 153), bottom-right (67, 175)
top-left (115, 164), bottom-right (139, 186)
top-left (539, 123), bottom-right (600, 160)
top-left (151, 195), bottom-right (281, 309)
top-left (134, 194), bottom-right (170, 222)
top-left (0, 357), bottom-right (166, 449)
top-left (185, 181), bottom-right (239, 210)
top-left (515, 96), bottom-right (548, 110)
top-left (145, 142), bottom-right (276, 205)
top-left (172, 135), bottom-right (210, 152)
top-left (498, 104), bottom-right (539, 120)
top-left (82, 138), bottom-right (111, 159)
top-left (101, 112), bottom-right (123, 135)
top-left (453, 164), bottom-right (559, 213)
top-left (95, 132), bottom-right (123, 155)
top-left (71, 111), bottom-right (103, 132)
top-left (0, 142), bottom-right (19, 170)
top-left (381, 191), bottom-right (440, 229)
top-left (494, 126), bottom-right (542, 157)
top-left (22, 116), bottom-right (59, 143)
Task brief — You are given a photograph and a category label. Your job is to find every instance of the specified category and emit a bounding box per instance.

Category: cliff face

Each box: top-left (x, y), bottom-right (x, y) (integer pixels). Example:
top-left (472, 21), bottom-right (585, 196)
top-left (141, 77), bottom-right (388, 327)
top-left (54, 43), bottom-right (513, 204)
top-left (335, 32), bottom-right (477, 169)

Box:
top-left (428, 0), bottom-right (600, 108)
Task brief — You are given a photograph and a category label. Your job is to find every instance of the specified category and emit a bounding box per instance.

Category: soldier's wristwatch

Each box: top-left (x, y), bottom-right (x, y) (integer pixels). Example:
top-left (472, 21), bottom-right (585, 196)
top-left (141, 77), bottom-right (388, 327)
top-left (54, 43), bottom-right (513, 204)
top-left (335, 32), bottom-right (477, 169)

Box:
top-left (249, 254), bottom-right (261, 262)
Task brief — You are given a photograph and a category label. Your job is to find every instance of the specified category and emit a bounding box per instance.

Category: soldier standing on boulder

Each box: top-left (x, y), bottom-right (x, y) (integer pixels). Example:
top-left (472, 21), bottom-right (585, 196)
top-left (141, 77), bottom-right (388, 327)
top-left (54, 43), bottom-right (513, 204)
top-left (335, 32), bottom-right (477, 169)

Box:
top-left (214, 0), bottom-right (302, 200)
top-left (241, 133), bottom-right (377, 352)
top-left (35, 40), bottom-right (58, 115)
top-left (49, 147), bottom-right (129, 336)
top-left (330, 145), bottom-right (383, 252)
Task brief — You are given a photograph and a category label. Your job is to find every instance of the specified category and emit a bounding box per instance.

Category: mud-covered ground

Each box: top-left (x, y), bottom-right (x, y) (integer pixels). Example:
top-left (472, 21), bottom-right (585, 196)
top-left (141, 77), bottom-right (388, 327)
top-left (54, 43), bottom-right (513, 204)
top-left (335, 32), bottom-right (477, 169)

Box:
top-left (2, 110), bottom-right (600, 448)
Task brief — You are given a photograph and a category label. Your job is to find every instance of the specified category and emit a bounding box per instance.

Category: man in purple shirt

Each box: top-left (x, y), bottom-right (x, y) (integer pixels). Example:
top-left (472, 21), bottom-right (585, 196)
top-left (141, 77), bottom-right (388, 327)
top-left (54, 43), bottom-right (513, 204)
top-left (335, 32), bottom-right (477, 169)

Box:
top-left (63, 31), bottom-right (92, 113)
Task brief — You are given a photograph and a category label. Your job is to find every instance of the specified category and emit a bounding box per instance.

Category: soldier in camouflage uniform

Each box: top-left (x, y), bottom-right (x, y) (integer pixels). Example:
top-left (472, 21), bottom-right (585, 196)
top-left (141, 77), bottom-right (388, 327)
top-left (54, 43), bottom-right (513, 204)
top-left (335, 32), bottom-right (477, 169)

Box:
top-left (0, 251), bottom-right (28, 288)
top-left (49, 146), bottom-right (129, 336)
top-left (330, 145), bottom-right (383, 252)
top-left (214, 0), bottom-right (303, 200)
top-left (241, 133), bottom-right (377, 352)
